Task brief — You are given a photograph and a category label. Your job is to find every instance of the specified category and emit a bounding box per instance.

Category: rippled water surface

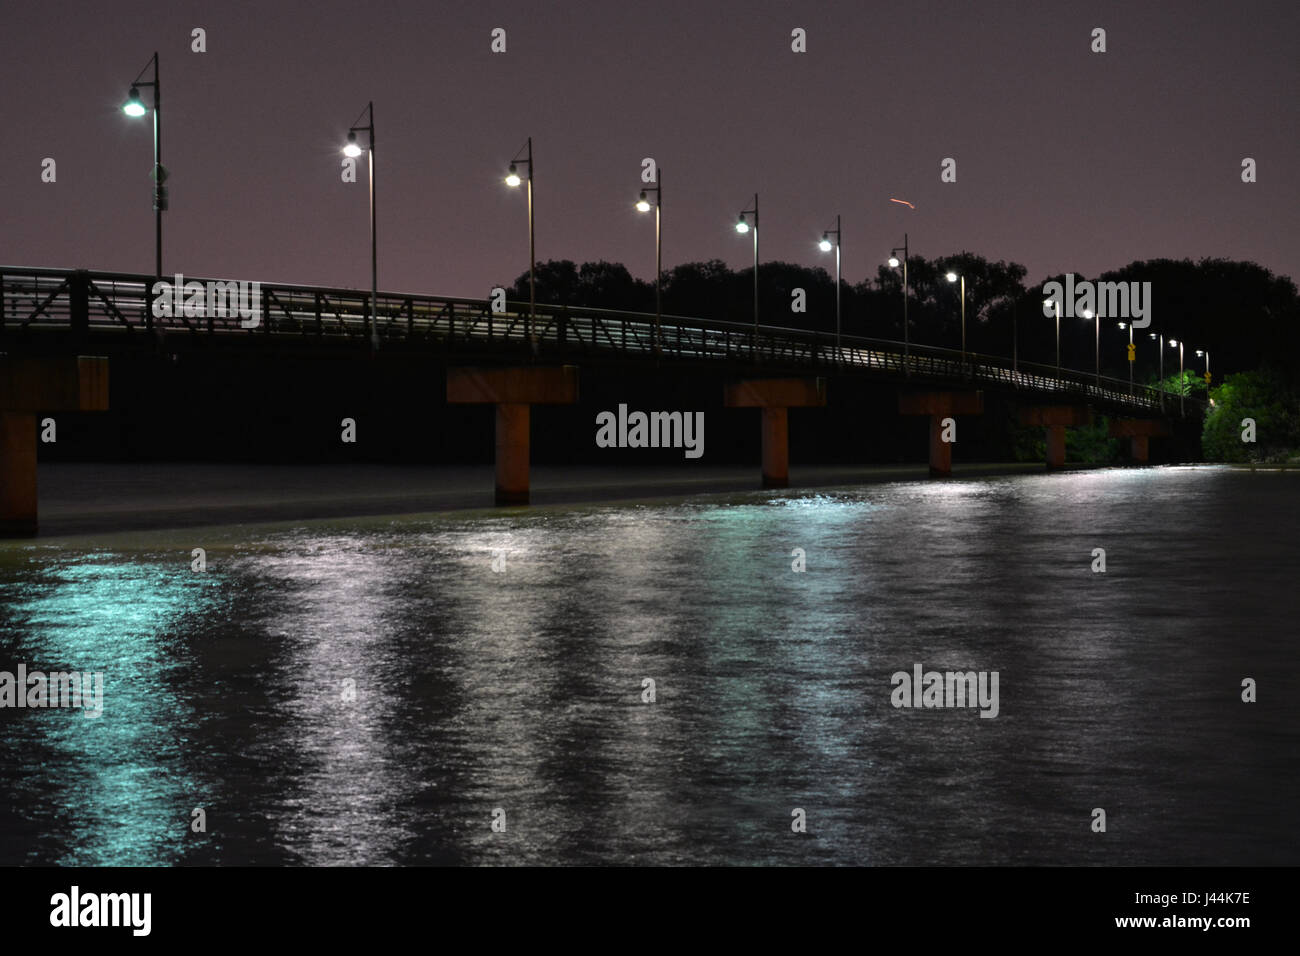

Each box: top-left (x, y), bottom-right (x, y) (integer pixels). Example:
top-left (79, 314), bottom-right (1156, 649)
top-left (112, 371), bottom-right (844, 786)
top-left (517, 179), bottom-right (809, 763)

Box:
top-left (1, 466), bottom-right (1296, 865)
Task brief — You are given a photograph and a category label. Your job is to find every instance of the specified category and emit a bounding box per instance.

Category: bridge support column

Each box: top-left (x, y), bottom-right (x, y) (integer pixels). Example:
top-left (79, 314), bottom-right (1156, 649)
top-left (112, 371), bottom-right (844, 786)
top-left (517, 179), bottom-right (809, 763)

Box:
top-left (1046, 425), bottom-right (1066, 470)
top-left (1108, 418), bottom-right (1170, 464)
top-left (724, 378), bottom-right (826, 489)
top-left (495, 403), bottom-right (530, 504)
top-left (1018, 405), bottom-right (1092, 470)
top-left (761, 408), bottom-right (789, 488)
top-left (0, 413), bottom-right (37, 536)
top-left (0, 356), bottom-right (109, 537)
top-left (899, 391), bottom-right (984, 477)
top-left (447, 366), bottom-right (579, 506)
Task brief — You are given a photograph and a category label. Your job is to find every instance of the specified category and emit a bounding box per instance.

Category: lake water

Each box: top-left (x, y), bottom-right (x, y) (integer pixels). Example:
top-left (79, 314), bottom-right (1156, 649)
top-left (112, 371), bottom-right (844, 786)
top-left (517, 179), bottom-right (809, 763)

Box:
top-left (1, 465), bottom-right (1296, 865)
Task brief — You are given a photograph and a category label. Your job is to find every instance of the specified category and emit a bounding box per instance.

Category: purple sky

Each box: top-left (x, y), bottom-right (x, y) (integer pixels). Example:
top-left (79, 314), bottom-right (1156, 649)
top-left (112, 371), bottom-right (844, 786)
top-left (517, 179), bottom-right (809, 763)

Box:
top-left (4, 0), bottom-right (1297, 299)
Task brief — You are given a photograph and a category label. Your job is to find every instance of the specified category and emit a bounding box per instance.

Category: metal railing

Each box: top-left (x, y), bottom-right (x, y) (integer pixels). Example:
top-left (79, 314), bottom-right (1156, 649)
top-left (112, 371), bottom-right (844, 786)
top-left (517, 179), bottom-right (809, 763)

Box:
top-left (1, 266), bottom-right (1200, 414)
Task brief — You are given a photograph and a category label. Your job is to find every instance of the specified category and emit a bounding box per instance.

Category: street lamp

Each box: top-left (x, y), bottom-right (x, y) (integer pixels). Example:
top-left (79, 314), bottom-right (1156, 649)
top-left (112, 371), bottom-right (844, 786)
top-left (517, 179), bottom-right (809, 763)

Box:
top-left (635, 170), bottom-right (662, 348)
top-left (1081, 307), bottom-right (1099, 386)
top-left (890, 235), bottom-right (910, 366)
top-left (121, 52), bottom-right (163, 278)
top-left (1170, 338), bottom-right (1184, 416)
top-left (818, 215), bottom-right (841, 347)
top-left (1149, 332), bottom-right (1165, 411)
top-left (946, 270), bottom-right (966, 370)
top-left (736, 193), bottom-right (759, 347)
top-left (505, 137), bottom-right (536, 344)
top-left (1044, 297), bottom-right (1062, 381)
top-left (1119, 322), bottom-right (1134, 394)
top-left (343, 102), bottom-right (378, 349)
top-left (1196, 348), bottom-right (1211, 388)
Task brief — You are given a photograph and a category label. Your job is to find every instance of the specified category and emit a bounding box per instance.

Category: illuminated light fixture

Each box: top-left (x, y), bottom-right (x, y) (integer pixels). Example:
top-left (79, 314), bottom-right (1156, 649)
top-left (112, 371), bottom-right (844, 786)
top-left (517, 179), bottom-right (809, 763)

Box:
top-left (122, 87), bottom-right (146, 117)
top-left (635, 191), bottom-right (651, 213)
top-left (343, 131), bottom-right (362, 158)
top-left (505, 163), bottom-right (521, 188)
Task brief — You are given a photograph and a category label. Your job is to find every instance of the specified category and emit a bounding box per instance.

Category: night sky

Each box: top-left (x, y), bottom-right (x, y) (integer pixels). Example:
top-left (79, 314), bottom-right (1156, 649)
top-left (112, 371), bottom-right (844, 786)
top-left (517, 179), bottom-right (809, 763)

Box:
top-left (3, 0), bottom-right (1297, 299)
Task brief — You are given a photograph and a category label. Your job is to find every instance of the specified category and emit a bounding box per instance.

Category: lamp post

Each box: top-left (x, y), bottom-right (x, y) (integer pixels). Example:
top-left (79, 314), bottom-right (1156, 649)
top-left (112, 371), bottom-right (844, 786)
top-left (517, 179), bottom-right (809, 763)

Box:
top-left (1082, 308), bottom-right (1098, 386)
top-left (1149, 332), bottom-right (1165, 411)
top-left (945, 270), bottom-right (966, 371)
top-left (1170, 338), bottom-right (1184, 416)
top-left (505, 137), bottom-right (535, 344)
top-left (735, 194), bottom-right (759, 350)
top-left (1043, 297), bottom-right (1062, 382)
top-left (121, 52), bottom-right (163, 278)
top-left (818, 215), bottom-right (841, 348)
top-left (343, 102), bottom-right (378, 349)
top-left (1119, 322), bottom-right (1135, 394)
top-left (635, 170), bottom-right (662, 349)
top-left (889, 235), bottom-right (909, 367)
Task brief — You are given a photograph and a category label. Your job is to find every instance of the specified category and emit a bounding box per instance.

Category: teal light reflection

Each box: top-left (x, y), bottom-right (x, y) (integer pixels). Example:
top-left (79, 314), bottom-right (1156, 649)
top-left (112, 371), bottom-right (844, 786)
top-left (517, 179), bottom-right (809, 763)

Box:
top-left (1, 553), bottom-right (220, 865)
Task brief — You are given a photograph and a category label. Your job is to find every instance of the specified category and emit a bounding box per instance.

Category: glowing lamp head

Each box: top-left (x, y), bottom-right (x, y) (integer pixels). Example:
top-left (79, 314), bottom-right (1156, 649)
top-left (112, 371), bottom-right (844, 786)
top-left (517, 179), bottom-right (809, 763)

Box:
top-left (343, 132), bottom-right (362, 158)
top-left (735, 217), bottom-right (750, 234)
top-left (1081, 309), bottom-right (1094, 319)
top-left (1149, 333), bottom-right (1158, 340)
top-left (945, 271), bottom-right (958, 283)
top-left (888, 256), bottom-right (900, 268)
top-left (1196, 349), bottom-right (1204, 357)
top-left (635, 191), bottom-right (651, 213)
top-left (1169, 338), bottom-right (1178, 347)
top-left (505, 163), bottom-right (521, 187)
top-left (1118, 322), bottom-right (1127, 330)
top-left (819, 234), bottom-right (832, 253)
top-left (123, 87), bottom-right (146, 117)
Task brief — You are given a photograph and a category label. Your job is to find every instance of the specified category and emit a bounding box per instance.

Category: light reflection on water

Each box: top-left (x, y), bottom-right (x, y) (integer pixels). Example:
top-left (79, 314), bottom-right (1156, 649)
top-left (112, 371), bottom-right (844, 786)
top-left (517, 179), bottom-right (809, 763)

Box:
top-left (0, 467), bottom-right (1296, 865)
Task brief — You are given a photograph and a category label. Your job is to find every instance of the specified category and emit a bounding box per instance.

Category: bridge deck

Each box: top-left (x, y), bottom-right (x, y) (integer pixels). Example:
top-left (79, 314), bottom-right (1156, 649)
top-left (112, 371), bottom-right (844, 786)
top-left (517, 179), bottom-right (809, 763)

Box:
top-left (1, 267), bottom-right (1194, 415)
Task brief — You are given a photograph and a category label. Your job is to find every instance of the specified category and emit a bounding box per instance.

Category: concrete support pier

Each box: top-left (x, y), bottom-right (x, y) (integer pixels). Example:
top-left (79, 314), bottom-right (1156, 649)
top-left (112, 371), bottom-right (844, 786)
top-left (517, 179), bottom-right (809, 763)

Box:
top-left (0, 355), bottom-right (109, 536)
top-left (1018, 405), bottom-right (1093, 470)
top-left (724, 378), bottom-right (826, 488)
top-left (898, 390), bottom-right (984, 477)
top-left (447, 366), bottom-right (579, 505)
top-left (1108, 418), bottom-right (1170, 464)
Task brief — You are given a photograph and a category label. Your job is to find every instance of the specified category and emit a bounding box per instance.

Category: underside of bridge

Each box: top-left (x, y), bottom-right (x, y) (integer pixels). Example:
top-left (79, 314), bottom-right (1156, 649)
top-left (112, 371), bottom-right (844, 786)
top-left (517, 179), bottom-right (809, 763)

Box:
top-left (446, 366), bottom-right (579, 505)
top-left (1108, 417), bottom-right (1172, 463)
top-left (723, 378), bottom-right (827, 488)
top-left (898, 390), bottom-right (985, 477)
top-left (1017, 405), bottom-right (1094, 470)
top-left (0, 356), bottom-right (109, 535)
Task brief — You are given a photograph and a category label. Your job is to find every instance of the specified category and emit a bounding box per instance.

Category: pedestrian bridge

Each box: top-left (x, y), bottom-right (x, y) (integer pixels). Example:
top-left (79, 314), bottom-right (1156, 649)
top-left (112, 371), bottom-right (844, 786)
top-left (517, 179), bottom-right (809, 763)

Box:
top-left (0, 266), bottom-right (1199, 530)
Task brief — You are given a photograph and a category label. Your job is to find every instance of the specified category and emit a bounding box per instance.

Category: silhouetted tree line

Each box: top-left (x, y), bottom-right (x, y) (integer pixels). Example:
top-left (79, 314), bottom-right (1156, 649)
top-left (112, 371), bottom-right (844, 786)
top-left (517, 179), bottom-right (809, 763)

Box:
top-left (504, 255), bottom-right (1300, 387)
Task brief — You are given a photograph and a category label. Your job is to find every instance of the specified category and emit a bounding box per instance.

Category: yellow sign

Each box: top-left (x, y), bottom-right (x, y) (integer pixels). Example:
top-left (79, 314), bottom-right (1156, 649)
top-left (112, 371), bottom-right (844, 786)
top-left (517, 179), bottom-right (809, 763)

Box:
top-left (1204, 371), bottom-right (1212, 384)
top-left (1127, 342), bottom-right (1136, 362)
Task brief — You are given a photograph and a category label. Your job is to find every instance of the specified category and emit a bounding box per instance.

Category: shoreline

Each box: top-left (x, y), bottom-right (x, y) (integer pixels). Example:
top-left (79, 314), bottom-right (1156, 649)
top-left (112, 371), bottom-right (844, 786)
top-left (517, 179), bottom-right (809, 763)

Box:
top-left (17, 460), bottom-right (1073, 539)
top-left (12, 459), bottom-right (1263, 540)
